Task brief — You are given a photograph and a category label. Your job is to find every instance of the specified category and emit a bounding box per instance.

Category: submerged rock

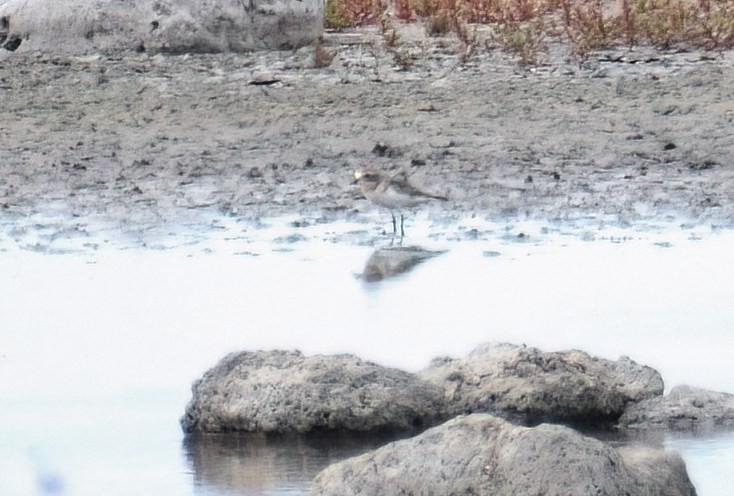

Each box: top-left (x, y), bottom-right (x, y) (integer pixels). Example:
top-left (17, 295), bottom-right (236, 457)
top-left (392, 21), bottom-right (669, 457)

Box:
top-left (180, 350), bottom-right (447, 434)
top-left (311, 413), bottom-right (697, 496)
top-left (420, 342), bottom-right (664, 426)
top-left (0, 0), bottom-right (323, 54)
top-left (620, 384), bottom-right (734, 431)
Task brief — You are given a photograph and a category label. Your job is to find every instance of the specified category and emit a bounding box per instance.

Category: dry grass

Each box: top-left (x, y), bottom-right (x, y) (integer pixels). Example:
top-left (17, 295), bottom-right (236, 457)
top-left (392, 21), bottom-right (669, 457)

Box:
top-left (325, 0), bottom-right (734, 62)
top-left (493, 16), bottom-right (547, 64)
top-left (324, 0), bottom-right (384, 29)
top-left (313, 41), bottom-right (337, 68)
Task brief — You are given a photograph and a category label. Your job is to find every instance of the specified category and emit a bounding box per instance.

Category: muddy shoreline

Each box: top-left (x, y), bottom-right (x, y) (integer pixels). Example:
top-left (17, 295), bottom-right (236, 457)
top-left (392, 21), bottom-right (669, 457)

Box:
top-left (1, 30), bottom-right (733, 250)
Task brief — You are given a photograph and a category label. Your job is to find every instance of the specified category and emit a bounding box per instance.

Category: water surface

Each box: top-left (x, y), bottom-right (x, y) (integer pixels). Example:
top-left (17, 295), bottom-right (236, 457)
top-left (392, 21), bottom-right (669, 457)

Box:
top-left (2, 215), bottom-right (733, 495)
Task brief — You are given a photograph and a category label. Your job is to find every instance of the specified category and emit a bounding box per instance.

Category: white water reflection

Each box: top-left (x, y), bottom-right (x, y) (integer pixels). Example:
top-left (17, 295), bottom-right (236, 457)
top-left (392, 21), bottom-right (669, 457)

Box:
top-left (1, 216), bottom-right (734, 495)
top-left (667, 431), bottom-right (734, 496)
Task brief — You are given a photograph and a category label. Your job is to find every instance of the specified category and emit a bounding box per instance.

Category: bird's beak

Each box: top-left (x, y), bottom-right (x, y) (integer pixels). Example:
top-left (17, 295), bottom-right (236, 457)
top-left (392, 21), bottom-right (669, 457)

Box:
top-left (352, 170), bottom-right (363, 185)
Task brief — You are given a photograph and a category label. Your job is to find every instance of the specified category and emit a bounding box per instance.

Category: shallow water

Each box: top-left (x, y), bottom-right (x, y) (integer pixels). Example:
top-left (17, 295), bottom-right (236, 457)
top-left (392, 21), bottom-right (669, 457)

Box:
top-left (2, 213), bottom-right (734, 495)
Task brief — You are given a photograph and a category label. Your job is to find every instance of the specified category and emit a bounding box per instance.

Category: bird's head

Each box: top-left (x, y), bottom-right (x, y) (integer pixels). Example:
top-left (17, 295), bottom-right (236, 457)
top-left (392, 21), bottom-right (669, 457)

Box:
top-left (353, 169), bottom-right (381, 190)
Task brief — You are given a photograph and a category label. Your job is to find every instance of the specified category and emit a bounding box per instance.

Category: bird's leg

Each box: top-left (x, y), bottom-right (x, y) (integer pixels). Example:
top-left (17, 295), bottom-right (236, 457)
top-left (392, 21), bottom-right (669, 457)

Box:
top-left (400, 214), bottom-right (405, 238)
top-left (391, 212), bottom-right (397, 234)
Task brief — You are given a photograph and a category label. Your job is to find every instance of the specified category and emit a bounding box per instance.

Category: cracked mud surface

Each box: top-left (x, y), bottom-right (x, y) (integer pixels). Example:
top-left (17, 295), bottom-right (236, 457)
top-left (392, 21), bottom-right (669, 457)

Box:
top-left (1, 28), bottom-right (733, 251)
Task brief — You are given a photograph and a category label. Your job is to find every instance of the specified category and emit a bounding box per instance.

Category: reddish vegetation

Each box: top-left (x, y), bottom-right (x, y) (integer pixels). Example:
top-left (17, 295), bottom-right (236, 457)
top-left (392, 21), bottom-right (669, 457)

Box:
top-left (325, 0), bottom-right (734, 61)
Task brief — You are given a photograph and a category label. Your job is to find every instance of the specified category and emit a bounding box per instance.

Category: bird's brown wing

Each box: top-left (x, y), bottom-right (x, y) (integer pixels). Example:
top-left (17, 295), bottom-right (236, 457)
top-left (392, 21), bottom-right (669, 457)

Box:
top-left (389, 174), bottom-right (448, 201)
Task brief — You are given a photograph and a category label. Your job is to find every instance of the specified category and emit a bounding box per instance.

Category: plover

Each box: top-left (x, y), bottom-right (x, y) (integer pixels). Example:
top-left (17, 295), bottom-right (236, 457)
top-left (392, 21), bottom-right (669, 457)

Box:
top-left (354, 169), bottom-right (448, 236)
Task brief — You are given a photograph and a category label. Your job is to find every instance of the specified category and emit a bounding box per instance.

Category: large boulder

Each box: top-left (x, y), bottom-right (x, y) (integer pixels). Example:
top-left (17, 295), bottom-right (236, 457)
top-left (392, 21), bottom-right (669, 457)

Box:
top-left (420, 342), bottom-right (664, 426)
top-left (0, 0), bottom-right (322, 54)
top-left (312, 413), bottom-right (697, 496)
top-left (180, 350), bottom-right (448, 434)
top-left (620, 385), bottom-right (734, 430)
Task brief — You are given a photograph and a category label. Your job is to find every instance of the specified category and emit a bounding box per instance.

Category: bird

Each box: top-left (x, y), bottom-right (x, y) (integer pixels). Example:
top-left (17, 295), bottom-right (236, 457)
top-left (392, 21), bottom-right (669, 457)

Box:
top-left (353, 168), bottom-right (448, 237)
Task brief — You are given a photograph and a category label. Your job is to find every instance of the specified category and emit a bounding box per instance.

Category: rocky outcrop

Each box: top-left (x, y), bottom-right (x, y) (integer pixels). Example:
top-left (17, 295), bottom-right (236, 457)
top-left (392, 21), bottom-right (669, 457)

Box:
top-left (620, 385), bottom-right (734, 430)
top-left (311, 413), bottom-right (697, 496)
top-left (180, 350), bottom-right (447, 434)
top-left (0, 0), bottom-right (322, 54)
top-left (420, 342), bottom-right (664, 426)
top-left (181, 344), bottom-right (670, 434)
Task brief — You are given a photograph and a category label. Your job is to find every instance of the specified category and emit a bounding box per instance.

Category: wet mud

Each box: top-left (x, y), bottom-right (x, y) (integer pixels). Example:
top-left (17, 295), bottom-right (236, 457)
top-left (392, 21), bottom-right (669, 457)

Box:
top-left (1, 28), bottom-right (734, 251)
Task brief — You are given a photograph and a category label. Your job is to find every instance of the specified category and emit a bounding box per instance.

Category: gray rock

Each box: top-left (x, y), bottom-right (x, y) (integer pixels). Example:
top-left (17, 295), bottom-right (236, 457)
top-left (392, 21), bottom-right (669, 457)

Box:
top-left (620, 384), bottom-right (734, 430)
top-left (311, 413), bottom-right (697, 496)
top-left (180, 350), bottom-right (447, 434)
top-left (0, 0), bottom-right (322, 54)
top-left (420, 342), bottom-right (664, 426)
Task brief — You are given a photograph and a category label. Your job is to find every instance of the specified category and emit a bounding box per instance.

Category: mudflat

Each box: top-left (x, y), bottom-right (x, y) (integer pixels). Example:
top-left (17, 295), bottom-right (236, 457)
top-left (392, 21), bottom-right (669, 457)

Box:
top-left (2, 27), bottom-right (733, 249)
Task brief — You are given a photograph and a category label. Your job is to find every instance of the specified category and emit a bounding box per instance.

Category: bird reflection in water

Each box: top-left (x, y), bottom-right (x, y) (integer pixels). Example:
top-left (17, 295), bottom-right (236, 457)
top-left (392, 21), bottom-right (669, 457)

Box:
top-left (361, 246), bottom-right (447, 283)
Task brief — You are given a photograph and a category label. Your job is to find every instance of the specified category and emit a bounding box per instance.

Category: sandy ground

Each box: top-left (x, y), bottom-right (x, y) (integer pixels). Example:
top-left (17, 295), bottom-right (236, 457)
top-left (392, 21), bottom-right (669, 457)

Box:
top-left (1, 27), bottom-right (733, 250)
